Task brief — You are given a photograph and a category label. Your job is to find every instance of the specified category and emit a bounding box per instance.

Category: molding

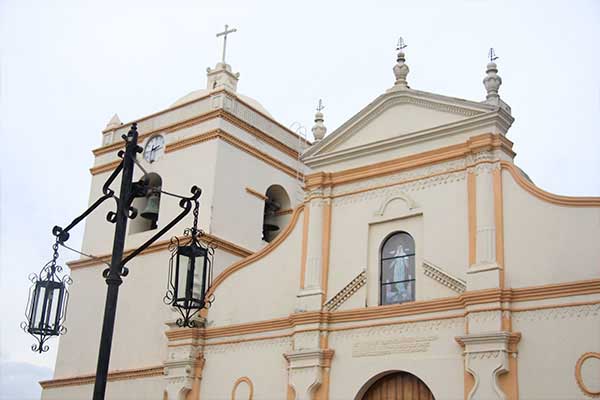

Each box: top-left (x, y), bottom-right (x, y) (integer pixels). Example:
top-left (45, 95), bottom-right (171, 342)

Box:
top-left (575, 352), bottom-right (600, 398)
top-left (304, 133), bottom-right (514, 190)
top-left (92, 128), bottom-right (302, 178)
top-left (245, 187), bottom-right (268, 201)
top-left (324, 270), bottom-right (367, 312)
top-left (39, 366), bottom-right (163, 389)
top-left (422, 260), bottom-right (466, 293)
top-left (493, 167), bottom-right (505, 289)
top-left (96, 89), bottom-right (307, 154)
top-left (231, 376), bottom-right (254, 400)
top-left (502, 161), bottom-right (600, 207)
top-left (67, 232), bottom-right (252, 270)
top-left (374, 192), bottom-right (417, 216)
top-left (206, 205), bottom-right (304, 296)
top-left (303, 88), bottom-right (501, 160)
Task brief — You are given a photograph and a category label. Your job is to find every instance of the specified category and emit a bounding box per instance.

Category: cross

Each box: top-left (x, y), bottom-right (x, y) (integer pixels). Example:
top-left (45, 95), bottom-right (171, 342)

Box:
top-left (216, 24), bottom-right (237, 64)
top-left (396, 37), bottom-right (407, 51)
top-left (316, 99), bottom-right (325, 112)
top-left (488, 47), bottom-right (499, 63)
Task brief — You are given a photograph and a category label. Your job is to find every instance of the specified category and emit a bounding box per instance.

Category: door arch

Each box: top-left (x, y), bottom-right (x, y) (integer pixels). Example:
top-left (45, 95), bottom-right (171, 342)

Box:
top-left (357, 371), bottom-right (434, 400)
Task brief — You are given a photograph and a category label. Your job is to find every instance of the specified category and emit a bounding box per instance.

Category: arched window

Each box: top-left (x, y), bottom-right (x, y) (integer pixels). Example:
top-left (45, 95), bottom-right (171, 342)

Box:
top-left (262, 185), bottom-right (291, 243)
top-left (380, 232), bottom-right (415, 305)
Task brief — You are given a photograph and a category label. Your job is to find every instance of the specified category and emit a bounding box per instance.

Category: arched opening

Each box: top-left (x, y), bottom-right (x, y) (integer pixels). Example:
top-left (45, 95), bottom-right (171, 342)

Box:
top-left (380, 231), bottom-right (416, 305)
top-left (357, 371), bottom-right (434, 400)
top-left (129, 173), bottom-right (162, 234)
top-left (262, 184), bottom-right (291, 243)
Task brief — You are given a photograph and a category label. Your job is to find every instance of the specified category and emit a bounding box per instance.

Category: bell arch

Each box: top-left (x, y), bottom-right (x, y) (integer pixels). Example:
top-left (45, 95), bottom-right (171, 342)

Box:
top-left (262, 184), bottom-right (291, 243)
top-left (355, 370), bottom-right (434, 400)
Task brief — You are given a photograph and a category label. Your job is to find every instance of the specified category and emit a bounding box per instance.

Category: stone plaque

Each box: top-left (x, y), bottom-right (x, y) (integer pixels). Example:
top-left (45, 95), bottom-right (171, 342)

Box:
top-left (352, 336), bottom-right (438, 358)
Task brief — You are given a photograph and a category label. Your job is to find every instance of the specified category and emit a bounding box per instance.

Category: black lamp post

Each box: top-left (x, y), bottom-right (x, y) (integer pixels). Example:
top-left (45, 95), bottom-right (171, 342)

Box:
top-left (22, 123), bottom-right (215, 400)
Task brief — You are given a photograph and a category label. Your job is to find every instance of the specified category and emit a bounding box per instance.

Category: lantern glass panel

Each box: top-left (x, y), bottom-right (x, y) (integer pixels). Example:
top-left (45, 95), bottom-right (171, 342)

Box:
top-left (31, 285), bottom-right (45, 331)
top-left (174, 244), bottom-right (207, 308)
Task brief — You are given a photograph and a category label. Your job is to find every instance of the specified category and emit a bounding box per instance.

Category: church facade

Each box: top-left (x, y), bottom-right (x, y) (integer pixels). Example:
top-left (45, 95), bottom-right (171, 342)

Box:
top-left (39, 43), bottom-right (600, 400)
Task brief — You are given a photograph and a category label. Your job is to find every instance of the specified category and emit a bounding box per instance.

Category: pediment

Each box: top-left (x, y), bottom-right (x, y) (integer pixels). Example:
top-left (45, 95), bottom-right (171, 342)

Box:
top-left (303, 89), bottom-right (495, 162)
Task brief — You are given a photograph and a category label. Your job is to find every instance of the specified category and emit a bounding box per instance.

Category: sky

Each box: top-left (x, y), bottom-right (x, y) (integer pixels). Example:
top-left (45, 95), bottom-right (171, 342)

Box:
top-left (0, 0), bottom-right (599, 398)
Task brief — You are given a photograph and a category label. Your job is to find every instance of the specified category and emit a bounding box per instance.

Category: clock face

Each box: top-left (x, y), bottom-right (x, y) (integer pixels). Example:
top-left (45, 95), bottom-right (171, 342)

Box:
top-left (143, 135), bottom-right (165, 163)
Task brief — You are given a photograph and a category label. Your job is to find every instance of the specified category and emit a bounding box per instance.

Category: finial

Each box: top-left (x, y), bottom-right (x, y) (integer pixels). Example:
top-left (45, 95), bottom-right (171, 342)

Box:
top-left (311, 99), bottom-right (327, 142)
top-left (105, 113), bottom-right (122, 130)
top-left (392, 37), bottom-right (409, 89)
top-left (483, 47), bottom-right (502, 105)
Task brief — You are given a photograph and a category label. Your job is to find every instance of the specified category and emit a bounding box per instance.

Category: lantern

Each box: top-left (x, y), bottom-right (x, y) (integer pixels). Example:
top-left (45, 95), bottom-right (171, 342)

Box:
top-left (22, 238), bottom-right (71, 353)
top-left (164, 200), bottom-right (214, 327)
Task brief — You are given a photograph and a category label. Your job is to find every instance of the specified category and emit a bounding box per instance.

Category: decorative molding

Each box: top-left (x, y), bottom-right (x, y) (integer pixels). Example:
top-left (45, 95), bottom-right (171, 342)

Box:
top-left (39, 366), bottom-right (164, 389)
top-left (67, 232), bottom-right (252, 270)
top-left (575, 352), bottom-right (600, 398)
top-left (324, 270), bottom-right (367, 311)
top-left (207, 205), bottom-right (304, 296)
top-left (231, 376), bottom-right (254, 400)
top-left (92, 127), bottom-right (302, 179)
top-left (374, 192), bottom-right (417, 216)
top-left (501, 161), bottom-right (600, 207)
top-left (422, 260), bottom-right (466, 293)
top-left (245, 187), bottom-right (268, 201)
top-left (512, 303), bottom-right (600, 323)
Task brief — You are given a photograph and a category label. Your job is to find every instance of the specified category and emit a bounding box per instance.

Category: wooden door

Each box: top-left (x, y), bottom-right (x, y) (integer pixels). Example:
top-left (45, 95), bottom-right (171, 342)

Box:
top-left (362, 372), bottom-right (434, 400)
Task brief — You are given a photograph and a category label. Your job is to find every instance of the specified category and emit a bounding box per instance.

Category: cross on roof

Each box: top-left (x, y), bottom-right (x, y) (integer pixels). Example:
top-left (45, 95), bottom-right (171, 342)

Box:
top-left (216, 24), bottom-right (237, 64)
top-left (316, 99), bottom-right (325, 112)
top-left (396, 37), bottom-right (407, 51)
top-left (489, 48), bottom-right (499, 63)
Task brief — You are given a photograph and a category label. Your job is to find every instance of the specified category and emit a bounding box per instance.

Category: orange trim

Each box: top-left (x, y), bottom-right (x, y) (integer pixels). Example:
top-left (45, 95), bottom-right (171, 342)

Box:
top-left (94, 109), bottom-right (221, 156)
top-left (67, 232), bottom-right (252, 270)
top-left (188, 355), bottom-right (206, 400)
top-left (92, 128), bottom-right (302, 179)
top-left (245, 187), bottom-right (268, 201)
top-left (39, 366), bottom-right (163, 389)
top-left (493, 168), bottom-right (505, 288)
top-left (231, 376), bottom-right (254, 400)
top-left (304, 133), bottom-right (514, 190)
top-left (274, 208), bottom-right (293, 216)
top-left (575, 352), bottom-right (600, 397)
top-left (287, 385), bottom-right (296, 400)
top-left (207, 205), bottom-right (304, 297)
top-left (321, 201), bottom-right (332, 304)
top-left (300, 205), bottom-right (310, 289)
top-left (464, 359), bottom-right (475, 400)
top-left (468, 171), bottom-right (477, 266)
top-left (501, 161), bottom-right (600, 207)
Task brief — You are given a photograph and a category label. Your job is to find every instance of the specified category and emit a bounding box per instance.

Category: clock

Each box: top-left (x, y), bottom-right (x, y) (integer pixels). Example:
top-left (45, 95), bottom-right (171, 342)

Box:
top-left (143, 135), bottom-right (165, 163)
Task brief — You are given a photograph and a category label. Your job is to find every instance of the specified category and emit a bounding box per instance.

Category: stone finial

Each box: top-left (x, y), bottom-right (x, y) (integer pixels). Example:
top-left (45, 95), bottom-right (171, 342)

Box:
top-left (483, 48), bottom-right (502, 105)
top-left (311, 99), bottom-right (327, 141)
top-left (392, 37), bottom-right (409, 88)
top-left (206, 62), bottom-right (240, 92)
top-left (105, 113), bottom-right (122, 130)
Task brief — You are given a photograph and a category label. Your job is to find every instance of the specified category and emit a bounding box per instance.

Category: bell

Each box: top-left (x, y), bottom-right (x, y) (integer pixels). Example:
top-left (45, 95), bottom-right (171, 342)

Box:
top-left (141, 192), bottom-right (160, 221)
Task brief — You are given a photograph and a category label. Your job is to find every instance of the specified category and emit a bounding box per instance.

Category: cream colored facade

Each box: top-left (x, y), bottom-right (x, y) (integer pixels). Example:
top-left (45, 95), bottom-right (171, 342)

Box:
top-left (40, 49), bottom-right (600, 400)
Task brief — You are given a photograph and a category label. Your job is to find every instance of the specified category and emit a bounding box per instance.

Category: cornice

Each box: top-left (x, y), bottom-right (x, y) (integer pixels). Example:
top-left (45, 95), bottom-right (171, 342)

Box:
top-left (194, 278), bottom-right (600, 341)
top-left (304, 133), bottom-right (514, 191)
top-left (303, 109), bottom-right (513, 168)
top-left (91, 128), bottom-right (302, 179)
top-left (502, 161), bottom-right (600, 207)
top-left (304, 88), bottom-right (503, 159)
top-left (67, 232), bottom-right (252, 270)
top-left (96, 91), bottom-right (305, 157)
top-left (39, 365), bottom-right (163, 389)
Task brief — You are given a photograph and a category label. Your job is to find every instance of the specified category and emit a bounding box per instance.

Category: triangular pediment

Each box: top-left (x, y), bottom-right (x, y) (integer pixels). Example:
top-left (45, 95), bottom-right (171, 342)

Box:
top-left (303, 89), bottom-right (498, 163)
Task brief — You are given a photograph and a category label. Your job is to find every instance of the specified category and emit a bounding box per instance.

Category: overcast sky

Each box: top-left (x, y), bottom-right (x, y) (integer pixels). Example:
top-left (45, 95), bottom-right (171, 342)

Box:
top-left (1, 0), bottom-right (599, 398)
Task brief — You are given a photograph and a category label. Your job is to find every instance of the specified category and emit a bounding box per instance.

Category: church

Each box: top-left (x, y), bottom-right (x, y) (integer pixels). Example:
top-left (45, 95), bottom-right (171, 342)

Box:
top-left (38, 30), bottom-right (600, 400)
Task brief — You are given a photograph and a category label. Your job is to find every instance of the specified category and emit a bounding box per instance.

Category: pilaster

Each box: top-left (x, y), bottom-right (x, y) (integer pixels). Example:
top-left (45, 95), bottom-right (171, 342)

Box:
top-left (164, 319), bottom-right (206, 400)
top-left (456, 332), bottom-right (521, 400)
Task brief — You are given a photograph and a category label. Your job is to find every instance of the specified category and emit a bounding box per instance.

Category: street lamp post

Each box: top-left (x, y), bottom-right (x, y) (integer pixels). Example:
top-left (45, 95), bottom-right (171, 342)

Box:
top-left (22, 123), bottom-right (214, 400)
